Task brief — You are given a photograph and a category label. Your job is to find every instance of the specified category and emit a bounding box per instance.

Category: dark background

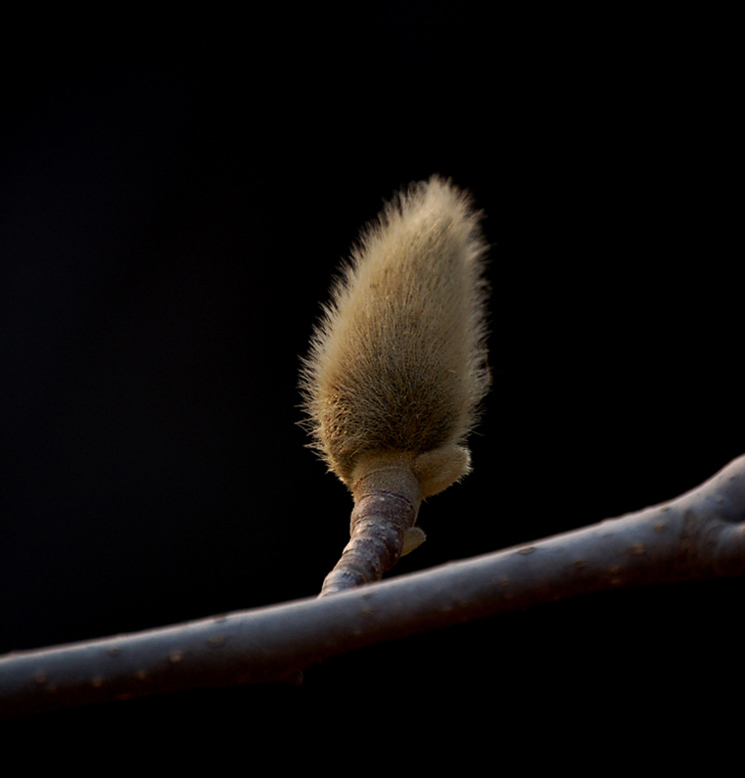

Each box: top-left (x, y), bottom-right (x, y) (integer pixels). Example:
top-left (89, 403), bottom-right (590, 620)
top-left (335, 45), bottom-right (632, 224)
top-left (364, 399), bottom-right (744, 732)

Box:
top-left (1, 4), bottom-right (741, 748)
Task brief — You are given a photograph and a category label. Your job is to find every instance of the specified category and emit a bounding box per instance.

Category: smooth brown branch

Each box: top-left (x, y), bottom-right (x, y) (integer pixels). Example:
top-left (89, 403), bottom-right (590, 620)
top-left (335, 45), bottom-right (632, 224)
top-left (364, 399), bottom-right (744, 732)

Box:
top-left (2, 454), bottom-right (745, 720)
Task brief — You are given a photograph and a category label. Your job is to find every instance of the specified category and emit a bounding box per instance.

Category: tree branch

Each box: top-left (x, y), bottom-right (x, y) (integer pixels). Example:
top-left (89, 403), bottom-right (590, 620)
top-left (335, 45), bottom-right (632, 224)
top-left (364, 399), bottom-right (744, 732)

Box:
top-left (2, 454), bottom-right (745, 720)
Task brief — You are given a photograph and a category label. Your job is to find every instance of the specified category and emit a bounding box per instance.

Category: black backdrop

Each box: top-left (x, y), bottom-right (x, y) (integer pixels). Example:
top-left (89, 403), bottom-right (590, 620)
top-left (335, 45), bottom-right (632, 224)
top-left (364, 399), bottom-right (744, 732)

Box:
top-left (2, 5), bottom-right (741, 751)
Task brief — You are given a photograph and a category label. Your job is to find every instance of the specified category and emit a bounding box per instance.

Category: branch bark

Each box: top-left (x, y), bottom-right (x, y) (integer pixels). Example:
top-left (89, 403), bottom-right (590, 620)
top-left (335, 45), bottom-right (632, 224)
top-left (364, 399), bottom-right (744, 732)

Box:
top-left (319, 457), bottom-right (422, 595)
top-left (2, 454), bottom-right (745, 720)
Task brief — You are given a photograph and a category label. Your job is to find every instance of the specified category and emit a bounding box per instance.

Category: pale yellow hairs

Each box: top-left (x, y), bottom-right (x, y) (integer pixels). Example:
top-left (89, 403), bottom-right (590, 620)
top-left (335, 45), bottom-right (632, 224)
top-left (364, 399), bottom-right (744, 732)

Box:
top-left (301, 176), bottom-right (490, 594)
